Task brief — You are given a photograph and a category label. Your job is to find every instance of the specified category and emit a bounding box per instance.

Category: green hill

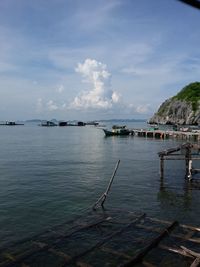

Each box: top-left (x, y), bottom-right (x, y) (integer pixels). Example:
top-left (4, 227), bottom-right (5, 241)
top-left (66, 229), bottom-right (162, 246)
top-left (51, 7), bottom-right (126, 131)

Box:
top-left (149, 82), bottom-right (200, 125)
top-left (173, 82), bottom-right (200, 111)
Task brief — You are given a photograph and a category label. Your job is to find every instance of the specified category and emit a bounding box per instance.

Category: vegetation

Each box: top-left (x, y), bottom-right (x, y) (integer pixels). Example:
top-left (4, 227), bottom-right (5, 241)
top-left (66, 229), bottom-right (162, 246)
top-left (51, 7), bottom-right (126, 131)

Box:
top-left (157, 100), bottom-right (171, 116)
top-left (173, 82), bottom-right (200, 111)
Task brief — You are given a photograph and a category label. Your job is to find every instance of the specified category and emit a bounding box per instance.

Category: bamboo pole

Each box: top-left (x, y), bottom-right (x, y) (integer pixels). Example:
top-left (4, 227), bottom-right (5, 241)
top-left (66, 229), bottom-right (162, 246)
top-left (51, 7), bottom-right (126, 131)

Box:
top-left (92, 160), bottom-right (120, 210)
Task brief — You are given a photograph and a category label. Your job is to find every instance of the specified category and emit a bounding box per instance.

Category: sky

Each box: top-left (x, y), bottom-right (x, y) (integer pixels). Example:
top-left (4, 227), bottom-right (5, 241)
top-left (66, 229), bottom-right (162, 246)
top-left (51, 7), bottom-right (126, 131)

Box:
top-left (0, 0), bottom-right (200, 121)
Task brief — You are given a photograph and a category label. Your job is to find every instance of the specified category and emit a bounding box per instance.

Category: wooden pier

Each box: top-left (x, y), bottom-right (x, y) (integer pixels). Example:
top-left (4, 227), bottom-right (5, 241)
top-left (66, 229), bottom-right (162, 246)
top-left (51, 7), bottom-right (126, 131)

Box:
top-left (1, 209), bottom-right (200, 267)
top-left (158, 143), bottom-right (200, 179)
top-left (131, 129), bottom-right (200, 141)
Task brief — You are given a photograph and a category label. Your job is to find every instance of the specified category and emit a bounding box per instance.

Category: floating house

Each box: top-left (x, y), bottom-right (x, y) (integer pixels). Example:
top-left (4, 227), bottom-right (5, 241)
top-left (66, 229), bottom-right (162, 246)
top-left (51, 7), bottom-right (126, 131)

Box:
top-left (58, 121), bottom-right (68, 126)
top-left (40, 121), bottom-right (57, 127)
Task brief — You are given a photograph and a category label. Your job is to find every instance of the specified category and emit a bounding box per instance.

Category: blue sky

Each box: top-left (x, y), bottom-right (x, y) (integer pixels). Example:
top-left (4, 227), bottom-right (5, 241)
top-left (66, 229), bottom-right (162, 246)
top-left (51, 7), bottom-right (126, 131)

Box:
top-left (0, 0), bottom-right (200, 121)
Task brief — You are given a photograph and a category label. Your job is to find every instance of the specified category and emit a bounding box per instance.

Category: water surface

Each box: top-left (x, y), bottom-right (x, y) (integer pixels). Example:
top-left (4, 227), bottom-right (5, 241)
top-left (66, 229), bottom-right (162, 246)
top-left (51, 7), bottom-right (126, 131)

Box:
top-left (0, 122), bottom-right (200, 246)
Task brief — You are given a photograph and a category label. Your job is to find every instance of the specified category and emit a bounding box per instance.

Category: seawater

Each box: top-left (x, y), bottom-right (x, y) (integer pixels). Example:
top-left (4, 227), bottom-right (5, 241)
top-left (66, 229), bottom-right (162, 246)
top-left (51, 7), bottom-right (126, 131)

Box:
top-left (0, 121), bottom-right (200, 246)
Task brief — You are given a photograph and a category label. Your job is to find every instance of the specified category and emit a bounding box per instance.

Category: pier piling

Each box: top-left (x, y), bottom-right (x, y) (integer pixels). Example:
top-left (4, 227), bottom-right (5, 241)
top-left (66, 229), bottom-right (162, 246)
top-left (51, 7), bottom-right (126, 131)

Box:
top-left (158, 143), bottom-right (200, 180)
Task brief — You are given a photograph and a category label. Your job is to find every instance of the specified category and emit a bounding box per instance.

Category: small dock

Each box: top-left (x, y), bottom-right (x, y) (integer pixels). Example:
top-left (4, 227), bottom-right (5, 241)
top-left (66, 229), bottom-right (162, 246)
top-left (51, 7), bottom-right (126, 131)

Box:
top-left (131, 129), bottom-right (200, 141)
top-left (158, 142), bottom-right (200, 180)
top-left (1, 209), bottom-right (200, 267)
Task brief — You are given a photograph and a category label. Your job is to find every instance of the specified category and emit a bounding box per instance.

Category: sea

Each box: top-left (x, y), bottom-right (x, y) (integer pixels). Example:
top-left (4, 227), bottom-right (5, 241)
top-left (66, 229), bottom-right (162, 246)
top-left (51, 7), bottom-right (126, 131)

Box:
top-left (0, 120), bottom-right (200, 247)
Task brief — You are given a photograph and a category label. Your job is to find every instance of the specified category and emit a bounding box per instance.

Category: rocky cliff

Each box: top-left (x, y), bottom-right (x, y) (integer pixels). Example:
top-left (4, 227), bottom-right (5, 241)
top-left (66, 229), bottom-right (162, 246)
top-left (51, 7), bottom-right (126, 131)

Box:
top-left (149, 82), bottom-right (200, 125)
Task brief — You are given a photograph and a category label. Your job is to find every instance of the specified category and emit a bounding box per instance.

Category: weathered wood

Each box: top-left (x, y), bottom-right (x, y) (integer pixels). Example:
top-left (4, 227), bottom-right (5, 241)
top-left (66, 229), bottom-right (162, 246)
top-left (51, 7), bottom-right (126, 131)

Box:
top-left (160, 155), bottom-right (164, 179)
top-left (62, 213), bottom-right (146, 267)
top-left (158, 146), bottom-right (182, 156)
top-left (135, 223), bottom-right (200, 244)
top-left (159, 244), bottom-right (194, 258)
top-left (142, 260), bottom-right (157, 267)
top-left (184, 145), bottom-right (192, 178)
top-left (181, 246), bottom-right (200, 259)
top-left (190, 257), bottom-right (200, 267)
top-left (0, 211), bottom-right (92, 253)
top-left (101, 247), bottom-right (131, 259)
top-left (157, 142), bottom-right (200, 180)
top-left (93, 160), bottom-right (120, 209)
top-left (76, 262), bottom-right (93, 267)
top-left (48, 248), bottom-right (72, 261)
top-left (180, 224), bottom-right (200, 232)
top-left (0, 217), bottom-right (111, 267)
top-left (121, 221), bottom-right (178, 267)
top-left (2, 209), bottom-right (200, 267)
top-left (163, 157), bottom-right (200, 160)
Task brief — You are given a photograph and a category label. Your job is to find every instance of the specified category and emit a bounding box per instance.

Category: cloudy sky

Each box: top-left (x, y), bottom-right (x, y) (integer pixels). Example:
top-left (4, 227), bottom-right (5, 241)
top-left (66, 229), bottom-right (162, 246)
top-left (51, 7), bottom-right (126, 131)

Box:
top-left (0, 0), bottom-right (200, 121)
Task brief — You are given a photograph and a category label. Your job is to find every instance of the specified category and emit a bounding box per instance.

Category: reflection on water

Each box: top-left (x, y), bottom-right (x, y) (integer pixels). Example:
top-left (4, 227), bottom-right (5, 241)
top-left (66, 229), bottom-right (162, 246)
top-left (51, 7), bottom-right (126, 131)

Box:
top-left (158, 178), bottom-right (192, 210)
top-left (0, 122), bottom-right (200, 246)
top-left (158, 172), bottom-right (200, 222)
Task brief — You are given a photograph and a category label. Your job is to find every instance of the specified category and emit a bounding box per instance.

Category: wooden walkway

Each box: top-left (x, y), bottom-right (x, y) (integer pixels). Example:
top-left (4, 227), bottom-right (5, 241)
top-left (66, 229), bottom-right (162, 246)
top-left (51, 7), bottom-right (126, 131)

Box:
top-left (131, 129), bottom-right (200, 141)
top-left (158, 143), bottom-right (200, 179)
top-left (1, 209), bottom-right (200, 267)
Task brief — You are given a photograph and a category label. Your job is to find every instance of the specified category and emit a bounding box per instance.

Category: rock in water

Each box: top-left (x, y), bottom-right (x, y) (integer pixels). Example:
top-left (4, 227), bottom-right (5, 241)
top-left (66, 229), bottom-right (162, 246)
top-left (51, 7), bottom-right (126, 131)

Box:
top-left (149, 82), bottom-right (200, 125)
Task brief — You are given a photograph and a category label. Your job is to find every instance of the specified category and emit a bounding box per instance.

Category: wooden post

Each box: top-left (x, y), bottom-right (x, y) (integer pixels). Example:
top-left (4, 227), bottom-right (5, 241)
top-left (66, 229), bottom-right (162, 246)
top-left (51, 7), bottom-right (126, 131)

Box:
top-left (92, 160), bottom-right (120, 210)
top-left (185, 146), bottom-right (192, 179)
top-left (160, 155), bottom-right (164, 179)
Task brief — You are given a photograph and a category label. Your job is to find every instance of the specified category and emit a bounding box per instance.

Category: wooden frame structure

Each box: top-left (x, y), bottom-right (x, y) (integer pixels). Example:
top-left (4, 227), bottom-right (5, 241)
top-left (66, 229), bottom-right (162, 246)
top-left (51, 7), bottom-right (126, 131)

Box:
top-left (158, 143), bottom-right (200, 180)
top-left (1, 209), bottom-right (200, 267)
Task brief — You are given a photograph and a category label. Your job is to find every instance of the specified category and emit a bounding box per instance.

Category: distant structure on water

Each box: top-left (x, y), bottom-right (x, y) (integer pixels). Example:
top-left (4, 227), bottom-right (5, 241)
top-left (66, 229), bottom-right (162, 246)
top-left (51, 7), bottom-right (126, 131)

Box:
top-left (0, 121), bottom-right (24, 126)
top-left (40, 121), bottom-right (57, 127)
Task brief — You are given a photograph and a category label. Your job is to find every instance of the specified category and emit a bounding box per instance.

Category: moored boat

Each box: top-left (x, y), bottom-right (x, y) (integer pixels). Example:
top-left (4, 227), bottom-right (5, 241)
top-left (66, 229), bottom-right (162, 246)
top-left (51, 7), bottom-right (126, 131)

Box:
top-left (103, 126), bottom-right (130, 136)
top-left (40, 121), bottom-right (57, 126)
top-left (0, 121), bottom-right (24, 126)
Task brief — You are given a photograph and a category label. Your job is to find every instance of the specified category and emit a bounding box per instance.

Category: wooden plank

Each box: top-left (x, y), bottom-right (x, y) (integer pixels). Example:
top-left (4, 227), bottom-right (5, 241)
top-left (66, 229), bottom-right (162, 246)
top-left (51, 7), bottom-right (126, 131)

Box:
top-left (180, 224), bottom-right (200, 232)
top-left (121, 221), bottom-right (178, 267)
top-left (61, 213), bottom-right (146, 267)
top-left (48, 248), bottom-right (92, 267)
top-left (142, 261), bottom-right (157, 267)
top-left (190, 257), bottom-right (200, 267)
top-left (0, 214), bottom-right (90, 253)
top-left (76, 262), bottom-right (93, 267)
top-left (101, 247), bottom-right (131, 259)
top-left (159, 244), bottom-right (194, 258)
top-left (148, 216), bottom-right (200, 232)
top-left (0, 217), bottom-right (110, 267)
top-left (48, 248), bottom-right (71, 261)
top-left (135, 223), bottom-right (200, 244)
top-left (158, 147), bottom-right (181, 156)
top-left (181, 246), bottom-right (200, 258)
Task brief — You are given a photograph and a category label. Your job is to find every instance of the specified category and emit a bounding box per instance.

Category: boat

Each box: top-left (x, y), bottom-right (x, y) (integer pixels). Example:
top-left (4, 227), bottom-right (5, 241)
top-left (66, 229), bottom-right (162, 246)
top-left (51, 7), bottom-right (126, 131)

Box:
top-left (112, 125), bottom-right (126, 129)
top-left (86, 121), bottom-right (99, 126)
top-left (40, 121), bottom-right (57, 127)
top-left (0, 121), bottom-right (24, 126)
top-left (103, 125), bottom-right (130, 136)
top-left (59, 121), bottom-right (68, 126)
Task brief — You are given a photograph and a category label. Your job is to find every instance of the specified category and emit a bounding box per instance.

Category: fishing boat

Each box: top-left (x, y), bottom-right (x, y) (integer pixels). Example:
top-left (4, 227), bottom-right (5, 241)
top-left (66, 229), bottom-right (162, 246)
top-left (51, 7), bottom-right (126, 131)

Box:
top-left (40, 121), bottom-right (57, 127)
top-left (0, 121), bottom-right (24, 126)
top-left (103, 125), bottom-right (130, 136)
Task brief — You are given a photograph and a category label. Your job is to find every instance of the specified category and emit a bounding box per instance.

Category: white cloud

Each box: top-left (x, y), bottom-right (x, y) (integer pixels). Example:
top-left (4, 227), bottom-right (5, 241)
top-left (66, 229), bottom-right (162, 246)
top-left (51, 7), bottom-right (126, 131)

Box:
top-left (56, 84), bottom-right (64, 93)
top-left (71, 58), bottom-right (121, 110)
top-left (46, 100), bottom-right (58, 111)
top-left (136, 104), bottom-right (151, 114)
top-left (36, 98), bottom-right (43, 113)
